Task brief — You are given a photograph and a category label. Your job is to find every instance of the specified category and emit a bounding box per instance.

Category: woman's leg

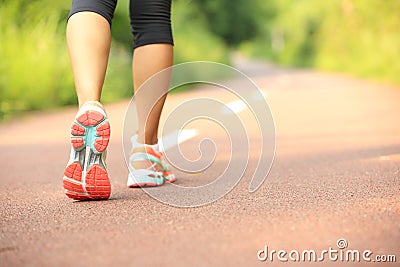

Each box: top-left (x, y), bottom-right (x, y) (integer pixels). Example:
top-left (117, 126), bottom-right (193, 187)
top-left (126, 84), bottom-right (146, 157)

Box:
top-left (126, 0), bottom-right (176, 187)
top-left (67, 12), bottom-right (111, 107)
top-left (63, 1), bottom-right (117, 200)
top-left (128, 46), bottom-right (175, 188)
top-left (130, 0), bottom-right (174, 145)
top-left (133, 44), bottom-right (173, 145)
top-left (67, 0), bottom-right (117, 107)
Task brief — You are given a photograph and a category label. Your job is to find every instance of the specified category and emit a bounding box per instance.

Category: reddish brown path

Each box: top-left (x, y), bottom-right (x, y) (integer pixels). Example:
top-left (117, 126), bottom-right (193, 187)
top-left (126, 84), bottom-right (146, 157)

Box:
top-left (1, 58), bottom-right (399, 266)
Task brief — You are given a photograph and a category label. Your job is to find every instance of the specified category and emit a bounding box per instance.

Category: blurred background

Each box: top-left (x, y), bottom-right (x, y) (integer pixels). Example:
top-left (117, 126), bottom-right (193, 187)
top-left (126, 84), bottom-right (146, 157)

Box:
top-left (1, 0), bottom-right (399, 121)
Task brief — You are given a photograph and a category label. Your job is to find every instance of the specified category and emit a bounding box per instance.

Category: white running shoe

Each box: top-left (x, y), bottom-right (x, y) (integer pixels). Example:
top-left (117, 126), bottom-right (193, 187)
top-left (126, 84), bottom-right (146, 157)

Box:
top-left (63, 101), bottom-right (111, 200)
top-left (127, 134), bottom-right (176, 188)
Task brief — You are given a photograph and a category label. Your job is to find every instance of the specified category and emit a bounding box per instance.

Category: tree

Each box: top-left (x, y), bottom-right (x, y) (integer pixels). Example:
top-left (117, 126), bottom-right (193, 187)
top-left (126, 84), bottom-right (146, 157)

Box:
top-left (195, 0), bottom-right (261, 47)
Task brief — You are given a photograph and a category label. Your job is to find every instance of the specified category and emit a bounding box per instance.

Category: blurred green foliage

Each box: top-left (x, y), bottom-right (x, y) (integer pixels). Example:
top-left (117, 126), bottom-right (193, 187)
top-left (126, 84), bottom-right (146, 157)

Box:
top-left (1, 0), bottom-right (399, 120)
top-left (240, 0), bottom-right (400, 84)
top-left (0, 0), bottom-right (229, 120)
top-left (0, 1), bottom-right (74, 119)
top-left (195, 0), bottom-right (260, 46)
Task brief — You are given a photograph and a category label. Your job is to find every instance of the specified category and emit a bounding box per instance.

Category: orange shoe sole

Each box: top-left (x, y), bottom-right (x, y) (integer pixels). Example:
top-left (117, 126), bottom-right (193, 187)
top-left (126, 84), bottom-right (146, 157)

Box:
top-left (63, 110), bottom-right (111, 200)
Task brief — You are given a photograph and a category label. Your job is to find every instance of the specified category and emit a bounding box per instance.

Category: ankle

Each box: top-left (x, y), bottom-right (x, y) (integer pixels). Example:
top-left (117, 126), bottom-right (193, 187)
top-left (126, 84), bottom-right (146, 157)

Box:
top-left (136, 134), bottom-right (158, 146)
top-left (136, 133), bottom-right (158, 146)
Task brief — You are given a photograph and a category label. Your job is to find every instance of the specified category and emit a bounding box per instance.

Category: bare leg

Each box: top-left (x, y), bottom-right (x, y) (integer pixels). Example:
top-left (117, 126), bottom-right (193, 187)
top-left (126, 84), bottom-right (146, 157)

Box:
top-left (133, 43), bottom-right (173, 145)
top-left (67, 12), bottom-right (111, 107)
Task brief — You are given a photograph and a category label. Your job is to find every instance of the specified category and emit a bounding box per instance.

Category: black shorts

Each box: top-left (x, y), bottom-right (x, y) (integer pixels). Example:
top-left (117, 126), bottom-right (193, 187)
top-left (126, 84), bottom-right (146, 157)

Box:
top-left (68, 0), bottom-right (173, 49)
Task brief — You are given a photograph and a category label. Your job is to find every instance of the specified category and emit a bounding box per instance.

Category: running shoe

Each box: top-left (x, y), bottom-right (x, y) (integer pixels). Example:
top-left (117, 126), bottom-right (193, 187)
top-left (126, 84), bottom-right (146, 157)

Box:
top-left (63, 101), bottom-right (111, 200)
top-left (127, 134), bottom-right (176, 188)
